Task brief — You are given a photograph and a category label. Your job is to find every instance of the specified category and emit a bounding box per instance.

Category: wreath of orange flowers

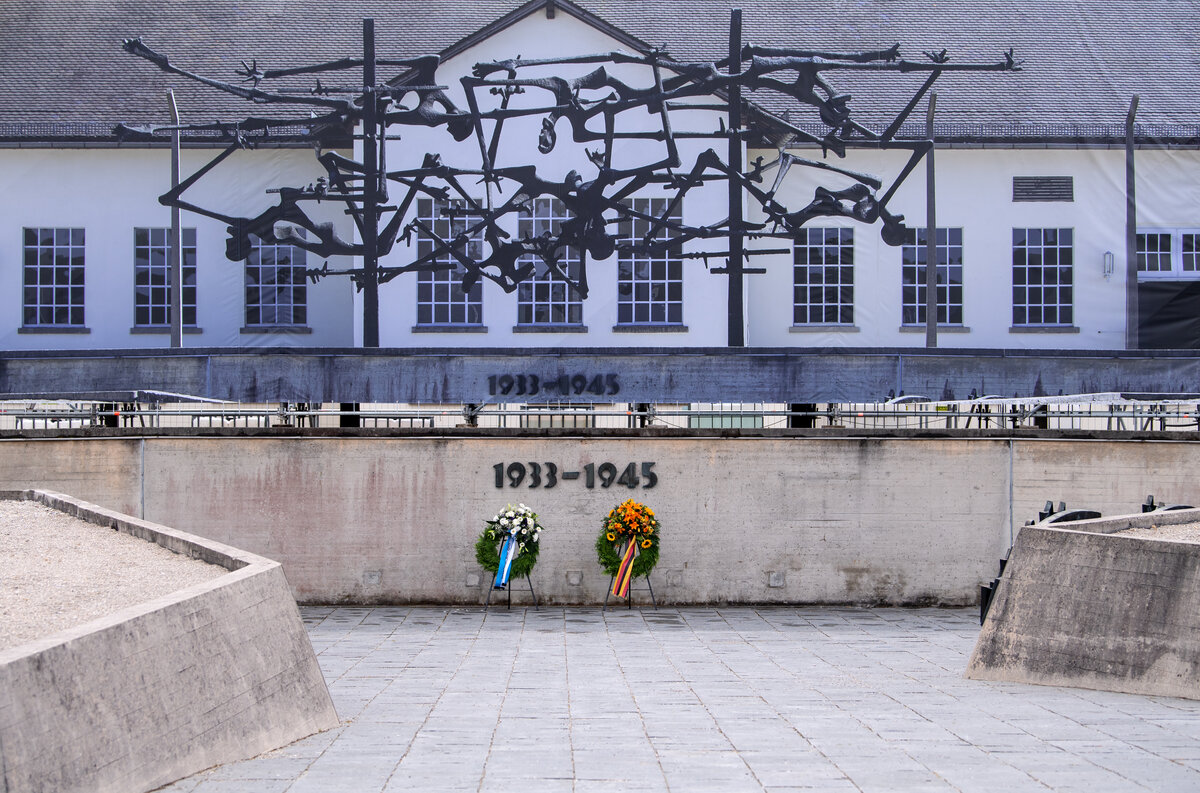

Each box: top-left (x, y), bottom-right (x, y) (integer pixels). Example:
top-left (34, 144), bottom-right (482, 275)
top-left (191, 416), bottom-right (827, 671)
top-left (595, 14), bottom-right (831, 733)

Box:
top-left (596, 499), bottom-right (660, 579)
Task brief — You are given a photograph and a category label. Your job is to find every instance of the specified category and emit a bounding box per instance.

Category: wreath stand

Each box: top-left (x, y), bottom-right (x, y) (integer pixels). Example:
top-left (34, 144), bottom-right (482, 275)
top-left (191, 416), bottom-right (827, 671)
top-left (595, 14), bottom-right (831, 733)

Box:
top-left (602, 573), bottom-right (657, 611)
top-left (483, 573), bottom-right (539, 611)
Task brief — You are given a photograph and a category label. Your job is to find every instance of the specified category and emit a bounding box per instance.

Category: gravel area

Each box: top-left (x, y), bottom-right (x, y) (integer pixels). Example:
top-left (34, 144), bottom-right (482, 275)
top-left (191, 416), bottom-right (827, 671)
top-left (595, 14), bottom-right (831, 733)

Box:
top-left (0, 500), bottom-right (227, 653)
top-left (1114, 520), bottom-right (1200, 542)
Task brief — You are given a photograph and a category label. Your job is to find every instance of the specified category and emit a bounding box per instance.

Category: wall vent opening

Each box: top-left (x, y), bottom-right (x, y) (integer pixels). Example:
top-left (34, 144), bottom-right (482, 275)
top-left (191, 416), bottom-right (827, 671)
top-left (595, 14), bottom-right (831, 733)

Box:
top-left (1013, 176), bottom-right (1074, 202)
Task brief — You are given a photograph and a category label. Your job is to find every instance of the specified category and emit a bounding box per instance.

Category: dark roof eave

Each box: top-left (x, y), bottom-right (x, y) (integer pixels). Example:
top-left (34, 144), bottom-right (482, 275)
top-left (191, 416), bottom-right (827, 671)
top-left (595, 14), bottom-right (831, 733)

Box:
top-left (7, 131), bottom-right (1198, 149)
top-left (0, 121), bottom-right (353, 148)
top-left (784, 134), bottom-right (1200, 149)
top-left (0, 136), bottom-right (343, 148)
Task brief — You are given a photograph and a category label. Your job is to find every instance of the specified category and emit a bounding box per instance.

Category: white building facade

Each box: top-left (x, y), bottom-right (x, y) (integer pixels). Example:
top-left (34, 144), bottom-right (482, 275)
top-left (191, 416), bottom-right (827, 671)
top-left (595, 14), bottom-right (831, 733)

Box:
top-left (1, 0), bottom-right (1197, 356)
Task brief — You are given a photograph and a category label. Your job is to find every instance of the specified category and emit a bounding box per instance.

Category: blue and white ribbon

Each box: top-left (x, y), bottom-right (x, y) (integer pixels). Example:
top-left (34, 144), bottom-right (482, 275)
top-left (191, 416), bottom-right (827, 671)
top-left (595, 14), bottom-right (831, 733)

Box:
top-left (493, 532), bottom-right (518, 589)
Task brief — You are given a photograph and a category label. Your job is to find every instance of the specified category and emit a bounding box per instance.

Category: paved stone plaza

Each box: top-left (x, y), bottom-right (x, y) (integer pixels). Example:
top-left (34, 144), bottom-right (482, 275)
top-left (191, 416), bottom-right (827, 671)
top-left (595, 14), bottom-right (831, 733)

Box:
top-left (161, 607), bottom-right (1200, 792)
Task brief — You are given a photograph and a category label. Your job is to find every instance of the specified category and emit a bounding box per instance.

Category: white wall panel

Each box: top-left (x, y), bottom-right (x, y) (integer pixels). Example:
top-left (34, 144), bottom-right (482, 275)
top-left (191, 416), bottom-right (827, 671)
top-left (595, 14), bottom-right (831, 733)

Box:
top-left (0, 147), bottom-right (354, 350)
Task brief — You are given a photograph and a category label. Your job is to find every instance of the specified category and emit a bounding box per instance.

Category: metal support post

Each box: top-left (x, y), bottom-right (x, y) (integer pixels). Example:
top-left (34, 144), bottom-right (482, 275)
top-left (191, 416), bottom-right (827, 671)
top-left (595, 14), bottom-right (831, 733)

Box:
top-left (726, 9), bottom-right (745, 348)
top-left (1125, 95), bottom-right (1140, 350)
top-left (167, 90), bottom-right (183, 349)
top-left (924, 93), bottom-right (938, 348)
top-left (362, 19), bottom-right (380, 348)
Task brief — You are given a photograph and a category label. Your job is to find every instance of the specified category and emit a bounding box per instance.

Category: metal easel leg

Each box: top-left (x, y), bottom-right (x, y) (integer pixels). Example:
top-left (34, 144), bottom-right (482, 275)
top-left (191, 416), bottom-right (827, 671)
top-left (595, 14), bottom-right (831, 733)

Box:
top-left (603, 575), bottom-right (614, 612)
top-left (645, 575), bottom-right (658, 609)
top-left (527, 575), bottom-right (539, 611)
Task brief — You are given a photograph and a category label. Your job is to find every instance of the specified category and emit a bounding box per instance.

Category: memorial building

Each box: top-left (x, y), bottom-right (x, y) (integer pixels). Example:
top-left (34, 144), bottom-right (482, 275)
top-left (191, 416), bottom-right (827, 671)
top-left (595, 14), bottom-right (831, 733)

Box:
top-left (1, 0), bottom-right (1197, 355)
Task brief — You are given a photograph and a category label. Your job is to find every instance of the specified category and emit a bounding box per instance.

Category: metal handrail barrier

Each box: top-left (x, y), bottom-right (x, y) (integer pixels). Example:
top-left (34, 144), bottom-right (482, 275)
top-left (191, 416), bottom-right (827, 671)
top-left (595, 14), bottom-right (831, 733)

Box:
top-left (0, 398), bottom-right (1198, 433)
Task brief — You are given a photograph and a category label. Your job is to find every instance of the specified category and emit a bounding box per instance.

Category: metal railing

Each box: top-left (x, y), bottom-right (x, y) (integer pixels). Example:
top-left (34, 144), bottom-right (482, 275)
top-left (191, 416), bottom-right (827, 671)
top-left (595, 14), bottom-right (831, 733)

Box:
top-left (1, 396), bottom-right (1199, 433)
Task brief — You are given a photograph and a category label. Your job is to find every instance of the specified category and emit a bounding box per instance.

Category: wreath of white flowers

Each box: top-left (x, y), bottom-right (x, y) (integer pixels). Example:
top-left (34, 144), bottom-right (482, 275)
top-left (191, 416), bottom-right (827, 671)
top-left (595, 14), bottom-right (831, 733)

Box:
top-left (475, 503), bottom-right (544, 580)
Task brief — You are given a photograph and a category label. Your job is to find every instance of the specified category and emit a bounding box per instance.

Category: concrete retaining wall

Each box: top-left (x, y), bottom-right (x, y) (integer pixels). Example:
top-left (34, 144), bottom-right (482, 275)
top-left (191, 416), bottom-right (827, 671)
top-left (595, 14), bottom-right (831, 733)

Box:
top-left (966, 512), bottom-right (1200, 699)
top-left (7, 348), bottom-right (1200, 404)
top-left (0, 490), bottom-right (339, 793)
top-left (0, 433), bottom-right (1197, 605)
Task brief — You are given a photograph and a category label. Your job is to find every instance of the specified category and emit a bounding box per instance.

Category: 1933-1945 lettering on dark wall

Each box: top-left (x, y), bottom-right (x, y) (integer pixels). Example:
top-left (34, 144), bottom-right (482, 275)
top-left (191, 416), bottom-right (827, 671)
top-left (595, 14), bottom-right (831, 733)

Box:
top-left (493, 462), bottom-right (657, 490)
top-left (487, 374), bottom-right (620, 398)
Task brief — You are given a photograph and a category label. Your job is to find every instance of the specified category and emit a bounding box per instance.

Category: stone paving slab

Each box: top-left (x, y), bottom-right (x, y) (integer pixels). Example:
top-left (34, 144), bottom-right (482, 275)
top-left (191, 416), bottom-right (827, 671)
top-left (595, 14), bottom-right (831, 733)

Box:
top-left (159, 607), bottom-right (1200, 792)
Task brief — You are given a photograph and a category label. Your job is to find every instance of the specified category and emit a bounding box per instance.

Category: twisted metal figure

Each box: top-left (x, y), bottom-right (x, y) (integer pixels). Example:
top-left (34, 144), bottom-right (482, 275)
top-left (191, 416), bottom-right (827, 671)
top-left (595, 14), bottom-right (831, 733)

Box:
top-left (118, 18), bottom-right (1019, 342)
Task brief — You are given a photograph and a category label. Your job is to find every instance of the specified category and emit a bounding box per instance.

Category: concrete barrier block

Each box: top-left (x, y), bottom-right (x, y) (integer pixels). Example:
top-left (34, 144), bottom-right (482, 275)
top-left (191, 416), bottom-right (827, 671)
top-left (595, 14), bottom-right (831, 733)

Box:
top-left (0, 491), bottom-right (339, 793)
top-left (967, 524), bottom-right (1200, 699)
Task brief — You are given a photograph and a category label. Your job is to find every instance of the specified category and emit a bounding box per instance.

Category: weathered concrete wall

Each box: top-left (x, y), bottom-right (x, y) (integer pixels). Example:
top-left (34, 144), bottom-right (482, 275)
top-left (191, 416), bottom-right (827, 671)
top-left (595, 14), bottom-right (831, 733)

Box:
top-left (5, 347), bottom-right (1200, 403)
top-left (133, 435), bottom-right (1011, 605)
top-left (966, 516), bottom-right (1200, 700)
top-left (0, 433), bottom-right (1196, 605)
top-left (0, 490), bottom-right (339, 793)
top-left (1011, 439), bottom-right (1200, 519)
top-left (0, 438), bottom-right (142, 517)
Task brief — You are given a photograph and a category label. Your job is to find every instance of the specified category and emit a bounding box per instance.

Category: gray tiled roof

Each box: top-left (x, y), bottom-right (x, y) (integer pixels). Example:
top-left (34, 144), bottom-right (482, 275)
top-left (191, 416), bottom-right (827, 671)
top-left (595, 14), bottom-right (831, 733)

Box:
top-left (1, 0), bottom-right (1197, 143)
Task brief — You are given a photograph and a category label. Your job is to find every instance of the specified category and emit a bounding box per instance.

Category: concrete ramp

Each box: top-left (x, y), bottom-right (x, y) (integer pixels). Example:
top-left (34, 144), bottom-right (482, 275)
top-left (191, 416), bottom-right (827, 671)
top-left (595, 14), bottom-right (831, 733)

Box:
top-left (0, 490), bottom-right (339, 793)
top-left (967, 510), bottom-right (1200, 700)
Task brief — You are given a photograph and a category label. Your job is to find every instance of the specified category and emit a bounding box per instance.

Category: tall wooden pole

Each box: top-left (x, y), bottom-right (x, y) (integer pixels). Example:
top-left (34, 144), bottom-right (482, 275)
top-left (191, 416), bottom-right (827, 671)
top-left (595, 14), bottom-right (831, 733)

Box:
top-left (924, 93), bottom-right (938, 348)
top-left (726, 9), bottom-right (745, 347)
top-left (362, 18), bottom-right (380, 348)
top-left (168, 90), bottom-right (183, 349)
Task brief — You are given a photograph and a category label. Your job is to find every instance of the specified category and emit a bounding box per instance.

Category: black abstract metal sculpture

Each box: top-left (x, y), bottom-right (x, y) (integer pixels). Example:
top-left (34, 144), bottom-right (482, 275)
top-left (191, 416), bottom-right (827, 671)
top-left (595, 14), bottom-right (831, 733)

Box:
top-left (119, 13), bottom-right (1018, 347)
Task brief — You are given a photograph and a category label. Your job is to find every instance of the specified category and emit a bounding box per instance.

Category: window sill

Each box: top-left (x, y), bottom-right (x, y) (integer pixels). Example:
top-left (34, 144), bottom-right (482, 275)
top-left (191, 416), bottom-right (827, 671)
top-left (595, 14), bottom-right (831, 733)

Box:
top-left (412, 324), bottom-right (488, 333)
top-left (130, 326), bottom-right (204, 335)
top-left (790, 324), bottom-right (859, 333)
top-left (19, 326), bottom-right (90, 334)
top-left (513, 324), bottom-right (588, 333)
top-left (241, 325), bottom-right (313, 334)
top-left (1136, 273), bottom-right (1200, 281)
top-left (612, 324), bottom-right (688, 333)
top-left (1008, 325), bottom-right (1080, 334)
top-left (899, 325), bottom-right (971, 333)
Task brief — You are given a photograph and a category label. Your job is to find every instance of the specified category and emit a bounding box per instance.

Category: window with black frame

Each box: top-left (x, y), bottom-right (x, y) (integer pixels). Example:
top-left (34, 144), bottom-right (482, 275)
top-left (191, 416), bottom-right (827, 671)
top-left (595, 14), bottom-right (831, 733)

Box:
top-left (901, 227), bottom-right (963, 326)
top-left (23, 228), bottom-right (85, 329)
top-left (1012, 227), bottom-right (1073, 327)
top-left (516, 198), bottom-right (583, 329)
top-left (415, 198), bottom-right (484, 328)
top-left (615, 198), bottom-right (683, 327)
top-left (134, 227), bottom-right (197, 329)
top-left (1137, 229), bottom-right (1200, 276)
top-left (793, 227), bottom-right (854, 325)
top-left (245, 233), bottom-right (307, 328)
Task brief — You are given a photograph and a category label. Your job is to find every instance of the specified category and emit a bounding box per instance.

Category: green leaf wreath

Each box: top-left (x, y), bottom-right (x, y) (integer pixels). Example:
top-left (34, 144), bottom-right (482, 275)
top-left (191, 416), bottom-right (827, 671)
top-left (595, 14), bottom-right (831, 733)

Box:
top-left (475, 503), bottom-right (544, 580)
top-left (595, 499), bottom-right (660, 579)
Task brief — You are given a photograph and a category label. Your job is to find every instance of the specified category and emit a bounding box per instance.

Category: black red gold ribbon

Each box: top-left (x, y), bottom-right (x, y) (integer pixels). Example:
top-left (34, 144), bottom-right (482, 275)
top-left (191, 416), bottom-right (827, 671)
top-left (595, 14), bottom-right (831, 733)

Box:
top-left (611, 539), bottom-right (638, 597)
